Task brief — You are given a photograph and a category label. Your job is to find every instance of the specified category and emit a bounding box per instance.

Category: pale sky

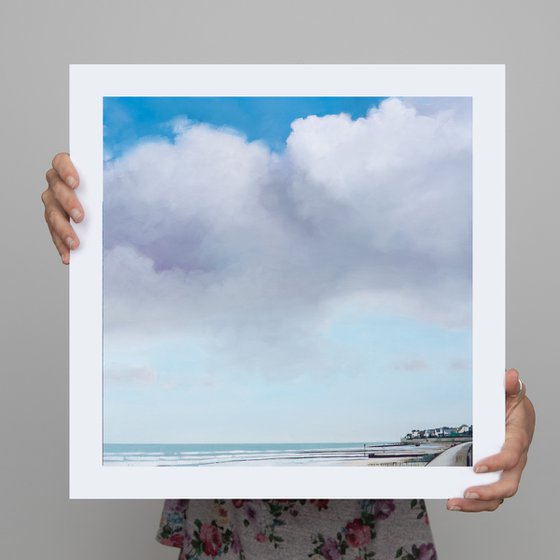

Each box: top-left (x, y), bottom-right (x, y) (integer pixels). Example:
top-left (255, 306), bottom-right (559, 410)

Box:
top-left (102, 96), bottom-right (473, 444)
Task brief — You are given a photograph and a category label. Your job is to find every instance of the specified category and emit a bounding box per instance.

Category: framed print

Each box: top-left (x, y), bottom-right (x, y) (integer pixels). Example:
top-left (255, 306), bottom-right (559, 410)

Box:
top-left (69, 64), bottom-right (505, 499)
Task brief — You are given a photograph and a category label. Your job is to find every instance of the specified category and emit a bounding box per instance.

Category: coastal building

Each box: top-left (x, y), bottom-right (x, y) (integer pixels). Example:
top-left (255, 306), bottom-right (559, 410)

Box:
top-left (401, 424), bottom-right (473, 441)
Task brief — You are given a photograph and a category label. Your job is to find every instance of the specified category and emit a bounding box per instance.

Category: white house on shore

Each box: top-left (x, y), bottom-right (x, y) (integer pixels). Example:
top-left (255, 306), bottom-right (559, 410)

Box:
top-left (402, 424), bottom-right (473, 440)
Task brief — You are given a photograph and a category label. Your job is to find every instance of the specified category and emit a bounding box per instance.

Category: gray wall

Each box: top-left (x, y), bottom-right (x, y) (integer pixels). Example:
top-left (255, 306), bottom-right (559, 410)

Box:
top-left (1, 1), bottom-right (557, 558)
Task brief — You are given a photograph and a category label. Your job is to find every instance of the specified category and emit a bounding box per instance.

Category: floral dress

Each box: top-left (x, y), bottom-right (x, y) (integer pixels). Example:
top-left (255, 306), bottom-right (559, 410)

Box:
top-left (157, 499), bottom-right (437, 560)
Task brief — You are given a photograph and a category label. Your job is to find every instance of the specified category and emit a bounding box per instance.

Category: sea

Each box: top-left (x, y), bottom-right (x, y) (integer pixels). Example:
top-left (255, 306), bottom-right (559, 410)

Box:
top-left (103, 442), bottom-right (401, 467)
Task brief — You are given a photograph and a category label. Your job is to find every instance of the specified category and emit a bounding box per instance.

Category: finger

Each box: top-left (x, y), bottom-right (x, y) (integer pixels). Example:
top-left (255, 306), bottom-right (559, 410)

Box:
top-left (474, 429), bottom-right (526, 473)
top-left (447, 497), bottom-right (503, 513)
top-left (43, 193), bottom-right (80, 251)
top-left (46, 169), bottom-right (84, 223)
top-left (505, 368), bottom-right (523, 398)
top-left (464, 454), bottom-right (526, 501)
top-left (48, 225), bottom-right (71, 265)
top-left (51, 152), bottom-right (79, 189)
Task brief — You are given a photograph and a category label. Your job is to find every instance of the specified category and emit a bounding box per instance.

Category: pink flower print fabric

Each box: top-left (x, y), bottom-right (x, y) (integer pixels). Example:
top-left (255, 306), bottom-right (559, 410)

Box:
top-left (156, 499), bottom-right (437, 559)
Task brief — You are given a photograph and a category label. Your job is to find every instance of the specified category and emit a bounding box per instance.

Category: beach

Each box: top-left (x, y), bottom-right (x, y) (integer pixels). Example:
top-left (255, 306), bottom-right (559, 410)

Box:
top-left (103, 441), bottom-right (464, 467)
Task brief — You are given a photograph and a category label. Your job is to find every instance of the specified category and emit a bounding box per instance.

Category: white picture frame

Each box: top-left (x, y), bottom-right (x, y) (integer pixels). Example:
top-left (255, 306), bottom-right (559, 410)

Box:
top-left (69, 64), bottom-right (505, 499)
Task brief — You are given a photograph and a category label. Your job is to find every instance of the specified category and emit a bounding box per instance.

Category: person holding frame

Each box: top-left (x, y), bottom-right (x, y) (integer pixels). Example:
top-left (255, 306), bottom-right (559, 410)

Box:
top-left (42, 152), bottom-right (536, 559)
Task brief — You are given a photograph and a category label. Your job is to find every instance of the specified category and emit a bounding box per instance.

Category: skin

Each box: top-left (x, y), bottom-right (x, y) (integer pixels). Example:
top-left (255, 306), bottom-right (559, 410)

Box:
top-left (41, 152), bottom-right (83, 264)
top-left (42, 152), bottom-right (537, 512)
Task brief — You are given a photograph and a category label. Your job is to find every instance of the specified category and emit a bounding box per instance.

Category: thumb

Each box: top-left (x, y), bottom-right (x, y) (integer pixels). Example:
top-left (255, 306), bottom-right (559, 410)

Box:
top-left (505, 368), bottom-right (522, 398)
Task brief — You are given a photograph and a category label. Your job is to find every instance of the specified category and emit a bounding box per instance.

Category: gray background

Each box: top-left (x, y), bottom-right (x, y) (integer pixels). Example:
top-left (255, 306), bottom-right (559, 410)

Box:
top-left (0, 1), bottom-right (556, 558)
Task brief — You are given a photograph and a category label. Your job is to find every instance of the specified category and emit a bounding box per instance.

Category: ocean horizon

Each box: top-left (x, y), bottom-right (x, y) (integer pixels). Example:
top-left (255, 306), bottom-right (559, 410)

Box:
top-left (103, 442), bottom-right (389, 467)
top-left (102, 441), bottom-right (444, 467)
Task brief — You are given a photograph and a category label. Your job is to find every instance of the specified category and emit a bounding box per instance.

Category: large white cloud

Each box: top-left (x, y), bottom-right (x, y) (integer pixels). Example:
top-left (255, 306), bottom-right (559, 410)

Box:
top-left (103, 98), bottom-right (472, 377)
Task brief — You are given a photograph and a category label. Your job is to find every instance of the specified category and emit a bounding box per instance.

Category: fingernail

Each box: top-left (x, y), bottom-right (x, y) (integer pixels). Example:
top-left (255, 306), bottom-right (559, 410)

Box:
top-left (70, 208), bottom-right (82, 222)
top-left (66, 176), bottom-right (77, 188)
top-left (448, 504), bottom-right (462, 511)
top-left (475, 465), bottom-right (488, 473)
top-left (66, 237), bottom-right (75, 249)
top-left (464, 492), bottom-right (480, 500)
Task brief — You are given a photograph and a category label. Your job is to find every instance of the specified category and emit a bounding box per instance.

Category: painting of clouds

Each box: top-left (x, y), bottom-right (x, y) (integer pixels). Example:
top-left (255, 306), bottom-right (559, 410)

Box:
top-left (102, 97), bottom-right (473, 467)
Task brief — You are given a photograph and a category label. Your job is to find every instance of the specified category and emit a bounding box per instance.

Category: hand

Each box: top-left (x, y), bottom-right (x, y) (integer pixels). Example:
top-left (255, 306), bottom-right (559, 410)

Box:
top-left (41, 152), bottom-right (83, 264)
top-left (447, 368), bottom-right (536, 512)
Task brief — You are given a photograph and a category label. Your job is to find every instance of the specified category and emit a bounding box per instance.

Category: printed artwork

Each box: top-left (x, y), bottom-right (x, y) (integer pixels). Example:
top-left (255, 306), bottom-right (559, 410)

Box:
top-left (102, 96), bottom-right (473, 467)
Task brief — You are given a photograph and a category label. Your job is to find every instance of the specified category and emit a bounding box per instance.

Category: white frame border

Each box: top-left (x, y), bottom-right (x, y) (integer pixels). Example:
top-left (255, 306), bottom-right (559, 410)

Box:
top-left (69, 64), bottom-right (505, 499)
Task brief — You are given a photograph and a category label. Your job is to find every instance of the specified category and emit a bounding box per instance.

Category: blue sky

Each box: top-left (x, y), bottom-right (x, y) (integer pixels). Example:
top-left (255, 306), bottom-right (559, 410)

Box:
top-left (102, 96), bottom-right (472, 444)
top-left (103, 96), bottom-right (387, 158)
